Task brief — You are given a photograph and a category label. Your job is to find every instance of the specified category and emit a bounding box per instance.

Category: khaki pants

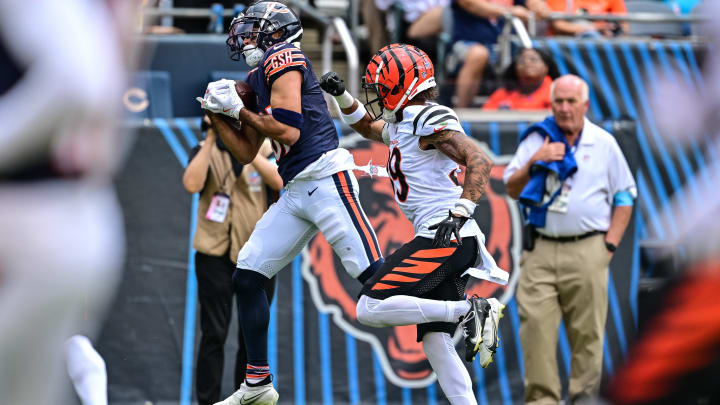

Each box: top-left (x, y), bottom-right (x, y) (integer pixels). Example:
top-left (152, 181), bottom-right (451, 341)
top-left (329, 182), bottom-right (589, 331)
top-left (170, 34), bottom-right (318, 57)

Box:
top-left (517, 233), bottom-right (611, 405)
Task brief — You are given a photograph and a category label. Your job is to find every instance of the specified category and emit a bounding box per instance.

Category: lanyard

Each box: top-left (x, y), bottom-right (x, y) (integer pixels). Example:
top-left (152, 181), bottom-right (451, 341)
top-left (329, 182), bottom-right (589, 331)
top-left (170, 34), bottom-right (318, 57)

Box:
top-left (208, 149), bottom-right (236, 195)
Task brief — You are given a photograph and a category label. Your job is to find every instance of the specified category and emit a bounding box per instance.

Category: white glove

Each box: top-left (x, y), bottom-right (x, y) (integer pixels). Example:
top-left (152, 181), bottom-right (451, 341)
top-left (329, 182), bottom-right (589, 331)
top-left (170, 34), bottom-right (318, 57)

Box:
top-left (195, 94), bottom-right (224, 114)
top-left (206, 79), bottom-right (244, 119)
top-left (206, 79), bottom-right (231, 92)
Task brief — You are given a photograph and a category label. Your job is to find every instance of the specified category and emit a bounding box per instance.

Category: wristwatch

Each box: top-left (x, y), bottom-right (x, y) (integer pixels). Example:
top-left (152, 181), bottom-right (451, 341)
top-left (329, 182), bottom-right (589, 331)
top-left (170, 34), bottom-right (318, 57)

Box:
top-left (605, 241), bottom-right (617, 252)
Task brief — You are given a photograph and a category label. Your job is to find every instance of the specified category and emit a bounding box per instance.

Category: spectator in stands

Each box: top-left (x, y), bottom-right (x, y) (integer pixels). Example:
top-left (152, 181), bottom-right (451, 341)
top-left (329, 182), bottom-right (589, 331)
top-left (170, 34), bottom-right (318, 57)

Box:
top-left (363, 0), bottom-right (390, 54)
top-left (375, 0), bottom-right (449, 41)
top-left (483, 47), bottom-right (558, 110)
top-left (547, 0), bottom-right (629, 37)
top-left (448, 0), bottom-right (548, 108)
top-left (182, 115), bottom-right (282, 405)
top-left (405, 0), bottom-right (448, 39)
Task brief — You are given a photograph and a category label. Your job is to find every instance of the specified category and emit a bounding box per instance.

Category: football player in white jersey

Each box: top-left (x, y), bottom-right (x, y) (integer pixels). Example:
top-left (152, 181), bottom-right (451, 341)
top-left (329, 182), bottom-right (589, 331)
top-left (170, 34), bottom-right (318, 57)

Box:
top-left (320, 44), bottom-right (506, 405)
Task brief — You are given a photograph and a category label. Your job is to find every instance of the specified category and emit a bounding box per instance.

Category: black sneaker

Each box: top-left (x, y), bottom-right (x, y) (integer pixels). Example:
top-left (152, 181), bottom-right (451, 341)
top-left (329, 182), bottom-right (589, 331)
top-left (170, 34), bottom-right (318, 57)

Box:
top-left (477, 298), bottom-right (504, 368)
top-left (460, 296), bottom-right (489, 362)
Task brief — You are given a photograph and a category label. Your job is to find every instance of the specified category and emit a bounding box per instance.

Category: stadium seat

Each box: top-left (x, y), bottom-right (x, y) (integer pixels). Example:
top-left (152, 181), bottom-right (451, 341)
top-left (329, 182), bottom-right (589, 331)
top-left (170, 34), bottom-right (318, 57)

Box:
top-left (209, 70), bottom-right (250, 82)
top-left (124, 71), bottom-right (173, 119)
top-left (627, 1), bottom-right (684, 37)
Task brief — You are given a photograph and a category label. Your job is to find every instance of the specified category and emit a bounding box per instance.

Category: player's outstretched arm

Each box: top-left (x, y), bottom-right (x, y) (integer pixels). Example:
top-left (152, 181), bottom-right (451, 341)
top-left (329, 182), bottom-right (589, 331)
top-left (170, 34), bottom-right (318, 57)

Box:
top-left (320, 72), bottom-right (385, 144)
top-left (207, 112), bottom-right (264, 164)
top-left (421, 130), bottom-right (492, 203)
top-left (237, 71), bottom-right (303, 146)
top-left (339, 100), bottom-right (385, 143)
top-left (340, 99), bottom-right (385, 142)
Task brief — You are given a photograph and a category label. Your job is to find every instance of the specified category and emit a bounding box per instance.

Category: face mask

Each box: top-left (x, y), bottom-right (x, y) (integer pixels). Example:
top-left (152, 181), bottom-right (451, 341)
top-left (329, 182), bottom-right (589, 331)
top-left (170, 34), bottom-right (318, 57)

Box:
top-left (242, 45), bottom-right (264, 67)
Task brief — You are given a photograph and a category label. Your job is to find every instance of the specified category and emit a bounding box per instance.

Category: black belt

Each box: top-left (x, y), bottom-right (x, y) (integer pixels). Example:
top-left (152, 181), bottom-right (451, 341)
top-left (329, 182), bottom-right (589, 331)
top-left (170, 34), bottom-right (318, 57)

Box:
top-left (534, 230), bottom-right (605, 243)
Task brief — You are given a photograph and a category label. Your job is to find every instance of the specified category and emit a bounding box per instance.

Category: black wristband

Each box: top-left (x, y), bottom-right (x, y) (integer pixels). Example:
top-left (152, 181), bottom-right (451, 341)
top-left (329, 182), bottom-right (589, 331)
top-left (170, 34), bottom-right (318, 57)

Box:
top-left (605, 241), bottom-right (617, 252)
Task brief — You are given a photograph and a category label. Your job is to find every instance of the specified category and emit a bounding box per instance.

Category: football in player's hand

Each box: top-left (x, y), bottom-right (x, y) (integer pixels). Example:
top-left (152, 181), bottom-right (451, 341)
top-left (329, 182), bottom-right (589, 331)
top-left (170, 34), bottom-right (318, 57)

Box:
top-left (218, 80), bottom-right (256, 130)
top-left (234, 80), bottom-right (257, 112)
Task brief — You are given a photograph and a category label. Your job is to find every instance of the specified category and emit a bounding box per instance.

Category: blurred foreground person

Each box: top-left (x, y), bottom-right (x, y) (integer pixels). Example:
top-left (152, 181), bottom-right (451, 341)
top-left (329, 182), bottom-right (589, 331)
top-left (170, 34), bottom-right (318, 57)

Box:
top-left (605, 4), bottom-right (720, 403)
top-left (0, 0), bottom-right (134, 404)
top-left (605, 153), bottom-right (720, 405)
top-left (606, 256), bottom-right (720, 405)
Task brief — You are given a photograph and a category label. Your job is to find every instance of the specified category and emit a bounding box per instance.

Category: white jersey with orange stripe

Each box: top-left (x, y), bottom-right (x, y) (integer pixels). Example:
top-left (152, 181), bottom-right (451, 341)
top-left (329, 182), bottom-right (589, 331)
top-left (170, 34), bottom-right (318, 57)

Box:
top-left (382, 102), bottom-right (468, 238)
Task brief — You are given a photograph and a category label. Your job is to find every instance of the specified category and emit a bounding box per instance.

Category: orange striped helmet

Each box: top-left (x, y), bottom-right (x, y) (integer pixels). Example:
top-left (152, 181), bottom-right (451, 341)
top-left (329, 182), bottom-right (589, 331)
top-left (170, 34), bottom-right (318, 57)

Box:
top-left (362, 44), bottom-right (436, 123)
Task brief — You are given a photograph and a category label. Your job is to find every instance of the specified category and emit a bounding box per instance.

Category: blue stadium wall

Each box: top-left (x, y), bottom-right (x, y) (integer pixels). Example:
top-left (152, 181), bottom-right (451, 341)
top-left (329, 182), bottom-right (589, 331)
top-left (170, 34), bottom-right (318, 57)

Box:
top-left (99, 38), bottom-right (711, 404)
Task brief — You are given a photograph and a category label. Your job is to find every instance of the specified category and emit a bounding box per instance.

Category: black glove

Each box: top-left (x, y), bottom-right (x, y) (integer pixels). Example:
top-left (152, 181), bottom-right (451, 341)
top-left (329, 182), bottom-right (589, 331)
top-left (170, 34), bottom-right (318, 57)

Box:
top-left (319, 71), bottom-right (346, 96)
top-left (428, 210), bottom-right (469, 248)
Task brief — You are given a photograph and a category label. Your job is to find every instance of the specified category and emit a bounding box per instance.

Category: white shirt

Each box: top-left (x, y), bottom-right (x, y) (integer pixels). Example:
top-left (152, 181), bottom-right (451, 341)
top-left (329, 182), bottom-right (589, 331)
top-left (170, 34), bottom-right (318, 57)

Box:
top-left (503, 118), bottom-right (637, 237)
top-left (375, 0), bottom-right (449, 23)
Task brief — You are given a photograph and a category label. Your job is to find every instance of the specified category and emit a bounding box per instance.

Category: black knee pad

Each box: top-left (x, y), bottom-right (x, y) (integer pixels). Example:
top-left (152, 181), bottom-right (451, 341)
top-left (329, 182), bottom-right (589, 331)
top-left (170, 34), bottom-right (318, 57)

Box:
top-left (232, 268), bottom-right (269, 294)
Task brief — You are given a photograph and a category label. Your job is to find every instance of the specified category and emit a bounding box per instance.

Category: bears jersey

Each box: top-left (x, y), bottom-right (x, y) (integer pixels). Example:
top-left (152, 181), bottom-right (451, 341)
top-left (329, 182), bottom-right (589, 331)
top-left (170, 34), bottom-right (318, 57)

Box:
top-left (247, 42), bottom-right (352, 185)
top-left (383, 102), bottom-right (466, 236)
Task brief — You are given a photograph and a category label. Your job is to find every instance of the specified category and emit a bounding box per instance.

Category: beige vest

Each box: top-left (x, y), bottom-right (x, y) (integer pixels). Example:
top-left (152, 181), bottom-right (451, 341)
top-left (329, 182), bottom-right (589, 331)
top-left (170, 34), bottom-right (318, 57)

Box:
top-left (193, 141), bottom-right (272, 262)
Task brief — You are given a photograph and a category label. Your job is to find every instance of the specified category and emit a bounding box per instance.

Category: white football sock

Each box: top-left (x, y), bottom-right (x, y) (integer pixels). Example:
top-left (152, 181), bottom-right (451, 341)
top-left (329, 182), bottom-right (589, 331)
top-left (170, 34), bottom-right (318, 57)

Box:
top-left (65, 335), bottom-right (108, 405)
top-left (454, 299), bottom-right (472, 321)
top-left (423, 332), bottom-right (477, 405)
top-left (356, 295), bottom-right (469, 327)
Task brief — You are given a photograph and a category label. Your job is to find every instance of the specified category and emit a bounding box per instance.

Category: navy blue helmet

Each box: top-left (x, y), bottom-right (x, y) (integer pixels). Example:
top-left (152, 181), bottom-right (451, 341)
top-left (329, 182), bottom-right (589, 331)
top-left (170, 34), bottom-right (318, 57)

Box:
top-left (227, 1), bottom-right (303, 63)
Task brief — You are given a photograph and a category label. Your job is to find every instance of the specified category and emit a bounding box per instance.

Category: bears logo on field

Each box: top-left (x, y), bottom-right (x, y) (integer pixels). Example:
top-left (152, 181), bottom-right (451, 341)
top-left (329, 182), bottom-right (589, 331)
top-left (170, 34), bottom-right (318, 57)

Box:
top-left (302, 135), bottom-right (522, 388)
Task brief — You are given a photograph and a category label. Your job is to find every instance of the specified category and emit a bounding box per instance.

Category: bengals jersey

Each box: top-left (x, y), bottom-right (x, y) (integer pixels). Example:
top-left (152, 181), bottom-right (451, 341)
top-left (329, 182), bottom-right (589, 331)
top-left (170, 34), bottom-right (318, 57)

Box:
top-left (247, 42), bottom-right (353, 185)
top-left (382, 102), bottom-right (509, 285)
top-left (383, 102), bottom-right (467, 237)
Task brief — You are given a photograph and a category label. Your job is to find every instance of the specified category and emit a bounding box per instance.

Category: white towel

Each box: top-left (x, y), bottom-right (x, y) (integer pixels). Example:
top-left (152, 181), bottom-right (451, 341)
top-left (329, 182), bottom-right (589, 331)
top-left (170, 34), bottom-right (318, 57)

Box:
top-left (460, 223), bottom-right (509, 285)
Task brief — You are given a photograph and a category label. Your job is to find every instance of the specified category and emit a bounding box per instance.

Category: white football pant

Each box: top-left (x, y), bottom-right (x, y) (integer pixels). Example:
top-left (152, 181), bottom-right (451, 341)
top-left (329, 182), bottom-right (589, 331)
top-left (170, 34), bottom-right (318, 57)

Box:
top-left (237, 170), bottom-right (382, 278)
